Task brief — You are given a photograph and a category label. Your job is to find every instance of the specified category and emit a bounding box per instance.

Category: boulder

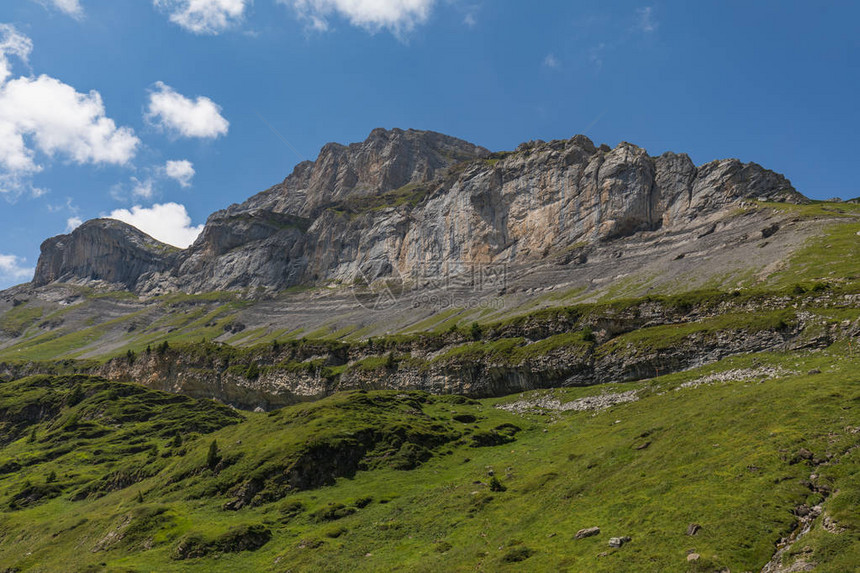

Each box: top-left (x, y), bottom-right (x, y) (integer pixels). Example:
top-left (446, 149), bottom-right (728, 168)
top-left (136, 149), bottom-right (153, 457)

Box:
top-left (575, 526), bottom-right (600, 540)
top-left (608, 536), bottom-right (631, 547)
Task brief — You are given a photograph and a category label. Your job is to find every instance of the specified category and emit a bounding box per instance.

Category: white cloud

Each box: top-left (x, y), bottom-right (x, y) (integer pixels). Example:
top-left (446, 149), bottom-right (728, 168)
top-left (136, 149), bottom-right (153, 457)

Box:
top-left (0, 253), bottom-right (34, 283)
top-left (154, 0), bottom-right (249, 34)
top-left (0, 75), bottom-right (139, 173)
top-left (146, 82), bottom-right (229, 139)
top-left (284, 0), bottom-right (437, 35)
top-left (0, 25), bottom-right (139, 197)
top-left (131, 176), bottom-right (155, 199)
top-left (636, 6), bottom-right (657, 33)
top-left (0, 24), bottom-right (33, 84)
top-left (66, 216), bottom-right (83, 231)
top-left (164, 159), bottom-right (195, 187)
top-left (543, 53), bottom-right (559, 69)
top-left (35, 0), bottom-right (84, 19)
top-left (107, 203), bottom-right (203, 248)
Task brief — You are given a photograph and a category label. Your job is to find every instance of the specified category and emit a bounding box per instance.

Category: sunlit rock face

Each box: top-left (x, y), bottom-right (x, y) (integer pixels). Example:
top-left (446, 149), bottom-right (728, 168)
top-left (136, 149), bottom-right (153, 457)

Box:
top-left (32, 128), bottom-right (802, 293)
top-left (33, 219), bottom-right (176, 290)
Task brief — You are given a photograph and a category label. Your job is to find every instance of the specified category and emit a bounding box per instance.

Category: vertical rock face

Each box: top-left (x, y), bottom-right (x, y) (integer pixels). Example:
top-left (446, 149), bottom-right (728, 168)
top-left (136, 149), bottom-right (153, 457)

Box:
top-left (653, 152), bottom-right (697, 227)
top-left (238, 127), bottom-right (491, 217)
top-left (31, 128), bottom-right (804, 293)
top-left (32, 219), bottom-right (176, 290)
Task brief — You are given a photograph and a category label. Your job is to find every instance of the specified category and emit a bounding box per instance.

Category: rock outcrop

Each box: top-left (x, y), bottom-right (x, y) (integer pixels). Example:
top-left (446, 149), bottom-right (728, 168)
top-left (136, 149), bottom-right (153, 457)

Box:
top-left (32, 219), bottom-right (177, 290)
top-left (30, 128), bottom-right (804, 294)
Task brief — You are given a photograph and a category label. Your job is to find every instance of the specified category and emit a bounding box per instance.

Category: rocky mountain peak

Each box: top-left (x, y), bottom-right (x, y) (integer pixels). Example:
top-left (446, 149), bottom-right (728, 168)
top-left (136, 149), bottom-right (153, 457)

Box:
top-left (27, 130), bottom-right (806, 294)
top-left (238, 128), bottom-right (490, 217)
top-left (32, 219), bottom-right (176, 290)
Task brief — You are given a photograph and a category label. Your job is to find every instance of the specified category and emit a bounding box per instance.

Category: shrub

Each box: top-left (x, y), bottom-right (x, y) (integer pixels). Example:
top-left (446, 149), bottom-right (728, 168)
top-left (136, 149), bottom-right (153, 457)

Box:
top-left (489, 476), bottom-right (506, 492)
top-left (207, 440), bottom-right (220, 469)
top-left (470, 322), bottom-right (483, 341)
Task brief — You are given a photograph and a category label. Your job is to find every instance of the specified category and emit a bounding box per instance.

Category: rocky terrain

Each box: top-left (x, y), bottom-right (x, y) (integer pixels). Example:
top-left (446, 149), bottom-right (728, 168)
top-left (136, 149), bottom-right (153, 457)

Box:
top-left (30, 128), bottom-right (803, 294)
top-left (0, 129), bottom-right (858, 572)
top-left (2, 127), bottom-right (858, 410)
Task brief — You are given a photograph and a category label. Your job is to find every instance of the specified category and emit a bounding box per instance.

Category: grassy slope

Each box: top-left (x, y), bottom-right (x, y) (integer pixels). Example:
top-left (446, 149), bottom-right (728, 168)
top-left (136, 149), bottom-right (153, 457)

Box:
top-left (2, 201), bottom-right (859, 363)
top-left (1, 344), bottom-right (858, 572)
top-left (0, 201), bottom-right (858, 571)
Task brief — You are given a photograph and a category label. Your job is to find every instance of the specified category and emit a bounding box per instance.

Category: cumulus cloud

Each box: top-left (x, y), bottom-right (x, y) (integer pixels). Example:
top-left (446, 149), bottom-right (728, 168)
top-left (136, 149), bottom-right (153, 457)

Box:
top-left (0, 253), bottom-right (34, 284)
top-left (164, 159), bottom-right (195, 187)
top-left (0, 25), bottom-right (139, 196)
top-left (130, 177), bottom-right (155, 199)
top-left (0, 24), bottom-right (33, 84)
top-left (107, 203), bottom-right (203, 248)
top-left (35, 0), bottom-right (84, 19)
top-left (0, 76), bottom-right (140, 173)
top-left (146, 82), bottom-right (229, 139)
top-left (154, 0), bottom-right (249, 34)
top-left (284, 0), bottom-right (437, 35)
top-left (66, 216), bottom-right (83, 231)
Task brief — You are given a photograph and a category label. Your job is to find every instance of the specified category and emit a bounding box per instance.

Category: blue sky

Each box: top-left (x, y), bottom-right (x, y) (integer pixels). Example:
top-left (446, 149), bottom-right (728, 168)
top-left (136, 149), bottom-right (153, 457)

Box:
top-left (0, 0), bottom-right (858, 289)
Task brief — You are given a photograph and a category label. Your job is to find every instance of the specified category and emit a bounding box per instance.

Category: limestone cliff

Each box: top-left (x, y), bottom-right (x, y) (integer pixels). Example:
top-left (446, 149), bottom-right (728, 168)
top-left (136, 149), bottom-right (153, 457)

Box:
top-left (31, 128), bottom-right (804, 294)
top-left (32, 219), bottom-right (177, 290)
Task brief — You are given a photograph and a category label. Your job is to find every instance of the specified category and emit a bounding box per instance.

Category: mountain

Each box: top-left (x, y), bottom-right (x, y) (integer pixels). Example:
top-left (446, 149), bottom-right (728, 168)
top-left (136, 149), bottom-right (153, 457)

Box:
top-left (29, 128), bottom-right (803, 294)
top-left (2, 127), bottom-right (858, 409)
top-left (1, 129), bottom-right (859, 571)
top-left (33, 219), bottom-right (179, 290)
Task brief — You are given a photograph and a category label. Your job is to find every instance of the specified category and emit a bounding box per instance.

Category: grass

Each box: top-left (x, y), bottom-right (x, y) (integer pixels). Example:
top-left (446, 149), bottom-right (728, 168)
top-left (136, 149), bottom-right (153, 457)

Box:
top-left (0, 304), bottom-right (44, 336)
top-left (758, 199), bottom-right (860, 220)
top-left (2, 205), bottom-right (858, 365)
top-left (2, 287), bottom-right (856, 399)
top-left (766, 221), bottom-right (860, 288)
top-left (325, 182), bottom-right (434, 219)
top-left (0, 345), bottom-right (857, 571)
top-left (596, 309), bottom-right (796, 357)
